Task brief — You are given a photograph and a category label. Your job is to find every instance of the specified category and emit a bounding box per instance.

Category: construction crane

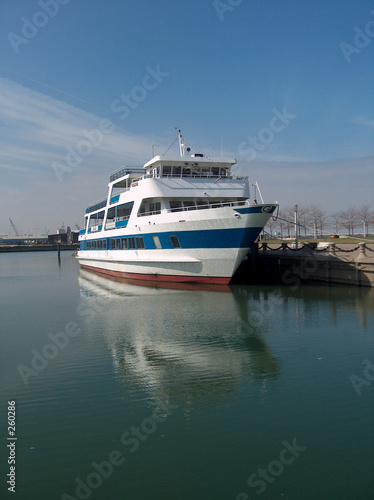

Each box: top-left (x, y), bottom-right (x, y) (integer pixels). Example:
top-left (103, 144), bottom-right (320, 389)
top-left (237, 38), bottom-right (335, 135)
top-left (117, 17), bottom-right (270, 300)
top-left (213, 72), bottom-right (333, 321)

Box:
top-left (9, 218), bottom-right (20, 236)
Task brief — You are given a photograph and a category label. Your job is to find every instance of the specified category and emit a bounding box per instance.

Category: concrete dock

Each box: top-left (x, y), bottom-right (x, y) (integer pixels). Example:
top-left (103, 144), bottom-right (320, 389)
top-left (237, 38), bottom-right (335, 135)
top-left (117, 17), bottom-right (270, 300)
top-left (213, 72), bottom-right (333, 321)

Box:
top-left (234, 242), bottom-right (374, 287)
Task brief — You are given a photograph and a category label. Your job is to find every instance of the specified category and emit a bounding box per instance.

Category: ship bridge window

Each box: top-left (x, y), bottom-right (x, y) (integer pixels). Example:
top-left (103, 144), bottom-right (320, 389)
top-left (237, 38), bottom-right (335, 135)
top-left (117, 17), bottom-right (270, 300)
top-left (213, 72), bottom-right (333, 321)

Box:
top-left (162, 165), bottom-right (171, 176)
top-left (169, 200), bottom-right (183, 212)
top-left (138, 199), bottom-right (161, 216)
top-left (210, 201), bottom-right (222, 208)
top-left (196, 200), bottom-right (209, 210)
top-left (172, 166), bottom-right (181, 177)
top-left (183, 201), bottom-right (196, 210)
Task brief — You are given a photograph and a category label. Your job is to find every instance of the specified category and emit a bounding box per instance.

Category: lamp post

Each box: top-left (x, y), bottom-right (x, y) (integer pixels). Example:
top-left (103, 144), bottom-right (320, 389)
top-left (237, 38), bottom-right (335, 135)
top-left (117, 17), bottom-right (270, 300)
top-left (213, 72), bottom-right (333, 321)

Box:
top-left (294, 205), bottom-right (298, 249)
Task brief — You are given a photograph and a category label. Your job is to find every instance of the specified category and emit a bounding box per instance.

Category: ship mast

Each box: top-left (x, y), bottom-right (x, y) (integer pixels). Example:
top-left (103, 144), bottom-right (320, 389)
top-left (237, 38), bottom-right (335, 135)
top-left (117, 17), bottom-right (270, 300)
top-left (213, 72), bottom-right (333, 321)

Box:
top-left (177, 128), bottom-right (188, 157)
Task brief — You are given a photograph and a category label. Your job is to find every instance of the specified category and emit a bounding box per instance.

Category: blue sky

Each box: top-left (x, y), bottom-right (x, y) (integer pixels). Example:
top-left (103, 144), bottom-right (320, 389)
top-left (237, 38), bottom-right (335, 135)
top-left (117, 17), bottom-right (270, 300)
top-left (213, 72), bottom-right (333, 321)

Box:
top-left (0, 0), bottom-right (373, 235)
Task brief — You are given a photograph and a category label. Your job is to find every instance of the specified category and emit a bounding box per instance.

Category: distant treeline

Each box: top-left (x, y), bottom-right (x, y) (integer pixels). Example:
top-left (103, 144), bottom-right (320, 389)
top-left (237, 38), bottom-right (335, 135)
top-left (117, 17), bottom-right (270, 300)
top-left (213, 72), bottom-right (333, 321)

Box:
top-left (265, 204), bottom-right (373, 237)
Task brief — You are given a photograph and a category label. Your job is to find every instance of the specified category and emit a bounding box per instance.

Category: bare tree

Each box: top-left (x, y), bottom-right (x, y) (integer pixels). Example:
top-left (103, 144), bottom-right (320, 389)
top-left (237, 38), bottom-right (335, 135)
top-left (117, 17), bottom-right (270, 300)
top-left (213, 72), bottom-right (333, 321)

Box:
top-left (358, 204), bottom-right (373, 236)
top-left (275, 209), bottom-right (288, 239)
top-left (296, 206), bottom-right (308, 237)
top-left (305, 205), bottom-right (328, 238)
top-left (330, 212), bottom-right (342, 235)
top-left (282, 207), bottom-right (296, 238)
top-left (264, 216), bottom-right (277, 238)
top-left (339, 207), bottom-right (360, 235)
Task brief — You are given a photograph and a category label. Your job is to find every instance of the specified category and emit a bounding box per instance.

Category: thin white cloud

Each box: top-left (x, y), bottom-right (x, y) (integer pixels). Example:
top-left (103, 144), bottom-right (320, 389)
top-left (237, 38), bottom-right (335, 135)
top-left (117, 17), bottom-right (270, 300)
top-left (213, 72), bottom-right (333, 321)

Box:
top-left (352, 116), bottom-right (374, 127)
top-left (0, 77), bottom-right (166, 233)
top-left (0, 77), bottom-right (159, 179)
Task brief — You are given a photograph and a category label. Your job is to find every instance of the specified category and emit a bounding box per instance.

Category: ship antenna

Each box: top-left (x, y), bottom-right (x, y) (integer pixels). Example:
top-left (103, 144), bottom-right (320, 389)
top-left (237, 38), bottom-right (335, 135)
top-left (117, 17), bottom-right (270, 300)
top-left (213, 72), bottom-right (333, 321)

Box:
top-left (176, 127), bottom-right (188, 157)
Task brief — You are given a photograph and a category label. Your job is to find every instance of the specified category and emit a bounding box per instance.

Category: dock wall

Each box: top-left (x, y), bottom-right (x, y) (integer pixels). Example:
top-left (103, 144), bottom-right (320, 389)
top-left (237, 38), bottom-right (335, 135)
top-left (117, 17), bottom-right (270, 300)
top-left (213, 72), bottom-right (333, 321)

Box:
top-left (0, 244), bottom-right (79, 253)
top-left (234, 242), bottom-right (374, 287)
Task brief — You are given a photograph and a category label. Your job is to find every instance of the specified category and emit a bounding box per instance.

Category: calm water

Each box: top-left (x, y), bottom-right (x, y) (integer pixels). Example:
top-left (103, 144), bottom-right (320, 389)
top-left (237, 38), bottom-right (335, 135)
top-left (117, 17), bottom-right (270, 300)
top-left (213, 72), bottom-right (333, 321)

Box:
top-left (1, 251), bottom-right (373, 500)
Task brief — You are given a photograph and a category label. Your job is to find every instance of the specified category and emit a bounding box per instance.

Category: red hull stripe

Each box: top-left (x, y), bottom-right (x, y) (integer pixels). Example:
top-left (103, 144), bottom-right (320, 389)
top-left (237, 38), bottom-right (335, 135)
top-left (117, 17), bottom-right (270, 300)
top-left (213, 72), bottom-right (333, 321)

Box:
top-left (80, 264), bottom-right (231, 285)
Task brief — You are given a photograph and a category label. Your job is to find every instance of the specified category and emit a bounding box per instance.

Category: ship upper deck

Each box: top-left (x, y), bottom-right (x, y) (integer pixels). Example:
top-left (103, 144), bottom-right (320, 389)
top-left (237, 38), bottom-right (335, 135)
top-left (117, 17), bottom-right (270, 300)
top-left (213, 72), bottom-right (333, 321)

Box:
top-left (84, 154), bottom-right (247, 215)
top-left (109, 155), bottom-right (237, 186)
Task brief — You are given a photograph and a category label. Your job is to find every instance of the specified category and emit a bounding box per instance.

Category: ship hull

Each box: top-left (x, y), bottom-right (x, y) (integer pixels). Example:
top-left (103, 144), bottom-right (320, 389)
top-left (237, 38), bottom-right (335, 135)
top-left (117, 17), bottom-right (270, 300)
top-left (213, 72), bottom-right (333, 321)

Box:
top-left (77, 209), bottom-right (272, 284)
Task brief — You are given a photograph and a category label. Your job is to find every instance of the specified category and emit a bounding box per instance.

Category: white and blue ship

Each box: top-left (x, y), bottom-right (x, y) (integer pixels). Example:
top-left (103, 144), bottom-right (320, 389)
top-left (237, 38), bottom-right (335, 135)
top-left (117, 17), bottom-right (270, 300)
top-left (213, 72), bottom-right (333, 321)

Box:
top-left (77, 131), bottom-right (277, 284)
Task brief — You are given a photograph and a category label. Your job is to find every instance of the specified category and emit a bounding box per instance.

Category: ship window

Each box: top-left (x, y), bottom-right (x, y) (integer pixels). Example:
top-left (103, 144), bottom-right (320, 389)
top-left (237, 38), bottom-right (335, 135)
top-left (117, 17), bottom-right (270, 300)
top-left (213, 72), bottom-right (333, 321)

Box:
top-left (138, 199), bottom-right (161, 216)
top-left (135, 236), bottom-right (145, 249)
top-left (170, 235), bottom-right (181, 248)
top-left (152, 236), bottom-right (162, 249)
top-left (116, 238), bottom-right (121, 249)
top-left (162, 166), bottom-right (171, 176)
top-left (183, 201), bottom-right (196, 210)
top-left (197, 200), bottom-right (209, 210)
top-left (172, 166), bottom-right (181, 177)
top-left (128, 237), bottom-right (136, 249)
top-left (210, 201), bottom-right (222, 208)
top-left (149, 201), bottom-right (161, 214)
top-left (170, 200), bottom-right (183, 212)
top-left (106, 202), bottom-right (134, 229)
top-left (121, 237), bottom-right (127, 249)
top-left (102, 239), bottom-right (106, 249)
top-left (88, 210), bottom-right (105, 228)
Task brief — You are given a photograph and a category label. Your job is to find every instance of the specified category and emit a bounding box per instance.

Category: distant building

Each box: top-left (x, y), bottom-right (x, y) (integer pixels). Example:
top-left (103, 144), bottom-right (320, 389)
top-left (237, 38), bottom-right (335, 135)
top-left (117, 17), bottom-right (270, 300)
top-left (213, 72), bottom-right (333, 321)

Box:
top-left (48, 231), bottom-right (79, 244)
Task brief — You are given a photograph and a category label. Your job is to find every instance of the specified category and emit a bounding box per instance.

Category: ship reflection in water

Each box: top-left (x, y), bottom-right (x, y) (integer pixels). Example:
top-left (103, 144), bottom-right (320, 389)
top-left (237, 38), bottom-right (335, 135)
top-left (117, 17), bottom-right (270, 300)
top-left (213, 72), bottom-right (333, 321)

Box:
top-left (78, 268), bottom-right (280, 408)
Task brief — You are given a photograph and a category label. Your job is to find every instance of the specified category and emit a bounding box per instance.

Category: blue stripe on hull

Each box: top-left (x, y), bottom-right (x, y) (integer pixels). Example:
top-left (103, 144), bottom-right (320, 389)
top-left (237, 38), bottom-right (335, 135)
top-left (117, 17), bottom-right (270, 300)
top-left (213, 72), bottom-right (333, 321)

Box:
top-left (80, 226), bottom-right (263, 251)
top-left (155, 227), bottom-right (262, 249)
top-left (235, 205), bottom-right (276, 214)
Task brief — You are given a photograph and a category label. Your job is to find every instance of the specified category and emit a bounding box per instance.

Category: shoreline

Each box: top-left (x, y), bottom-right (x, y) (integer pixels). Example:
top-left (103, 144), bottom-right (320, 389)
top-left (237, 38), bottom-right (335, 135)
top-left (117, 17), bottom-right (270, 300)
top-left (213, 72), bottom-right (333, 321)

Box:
top-left (0, 244), bottom-right (79, 253)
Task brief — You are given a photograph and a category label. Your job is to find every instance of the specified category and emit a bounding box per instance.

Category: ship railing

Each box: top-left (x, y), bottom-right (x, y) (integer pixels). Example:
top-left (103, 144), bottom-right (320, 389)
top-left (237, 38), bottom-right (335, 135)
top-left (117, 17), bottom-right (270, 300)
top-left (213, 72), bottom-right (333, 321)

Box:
top-left (182, 199), bottom-right (248, 211)
top-left (85, 198), bottom-right (107, 214)
top-left (138, 200), bottom-right (249, 217)
top-left (114, 215), bottom-right (130, 222)
top-left (110, 166), bottom-right (144, 182)
top-left (88, 219), bottom-right (104, 227)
